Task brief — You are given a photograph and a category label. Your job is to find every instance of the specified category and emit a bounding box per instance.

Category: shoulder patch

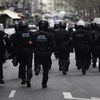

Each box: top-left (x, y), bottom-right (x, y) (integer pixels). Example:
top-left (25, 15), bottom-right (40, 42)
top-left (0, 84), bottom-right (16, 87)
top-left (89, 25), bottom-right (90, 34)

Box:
top-left (76, 34), bottom-right (84, 37)
top-left (22, 33), bottom-right (30, 38)
top-left (36, 35), bottom-right (47, 41)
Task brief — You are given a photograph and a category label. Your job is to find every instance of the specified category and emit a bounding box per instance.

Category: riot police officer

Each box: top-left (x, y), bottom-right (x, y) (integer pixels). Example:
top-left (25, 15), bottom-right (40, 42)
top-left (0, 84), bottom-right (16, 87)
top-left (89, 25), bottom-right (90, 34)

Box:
top-left (48, 23), bottom-right (60, 60)
top-left (10, 20), bottom-right (34, 87)
top-left (72, 20), bottom-right (93, 75)
top-left (33, 19), bottom-right (55, 88)
top-left (90, 23), bottom-right (98, 68)
top-left (0, 23), bottom-right (10, 84)
top-left (54, 23), bottom-right (59, 31)
top-left (94, 25), bottom-right (100, 71)
top-left (55, 21), bottom-right (71, 75)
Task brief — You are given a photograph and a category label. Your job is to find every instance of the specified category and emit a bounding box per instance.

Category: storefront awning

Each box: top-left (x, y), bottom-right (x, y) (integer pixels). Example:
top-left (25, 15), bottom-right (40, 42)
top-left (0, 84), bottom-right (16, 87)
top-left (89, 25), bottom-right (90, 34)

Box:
top-left (3, 10), bottom-right (21, 19)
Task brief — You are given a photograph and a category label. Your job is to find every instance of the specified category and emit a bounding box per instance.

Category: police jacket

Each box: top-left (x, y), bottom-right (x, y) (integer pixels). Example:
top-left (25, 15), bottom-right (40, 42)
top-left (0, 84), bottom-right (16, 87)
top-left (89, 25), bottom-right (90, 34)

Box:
top-left (10, 30), bottom-right (34, 56)
top-left (0, 32), bottom-right (5, 56)
top-left (55, 29), bottom-right (71, 52)
top-left (33, 31), bottom-right (55, 54)
top-left (90, 29), bottom-right (98, 42)
top-left (72, 28), bottom-right (93, 49)
top-left (0, 31), bottom-right (9, 57)
top-left (95, 31), bottom-right (100, 52)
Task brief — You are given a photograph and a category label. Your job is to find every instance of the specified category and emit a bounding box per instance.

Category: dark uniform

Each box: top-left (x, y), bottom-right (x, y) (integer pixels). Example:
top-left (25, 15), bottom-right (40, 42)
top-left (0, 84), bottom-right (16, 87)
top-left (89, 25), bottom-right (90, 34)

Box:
top-left (10, 21), bottom-right (34, 87)
top-left (94, 25), bottom-right (100, 71)
top-left (90, 23), bottom-right (98, 68)
top-left (47, 23), bottom-right (60, 66)
top-left (55, 21), bottom-right (71, 75)
top-left (85, 24), bottom-right (92, 69)
top-left (72, 24), bottom-right (93, 75)
top-left (0, 29), bottom-right (9, 84)
top-left (33, 20), bottom-right (55, 88)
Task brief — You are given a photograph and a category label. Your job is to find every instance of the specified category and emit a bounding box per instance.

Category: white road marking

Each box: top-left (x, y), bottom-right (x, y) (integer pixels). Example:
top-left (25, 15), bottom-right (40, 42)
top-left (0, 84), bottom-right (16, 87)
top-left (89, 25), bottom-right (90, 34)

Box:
top-left (64, 97), bottom-right (90, 100)
top-left (63, 92), bottom-right (73, 99)
top-left (91, 97), bottom-right (100, 100)
top-left (63, 92), bottom-right (100, 100)
top-left (9, 90), bottom-right (16, 98)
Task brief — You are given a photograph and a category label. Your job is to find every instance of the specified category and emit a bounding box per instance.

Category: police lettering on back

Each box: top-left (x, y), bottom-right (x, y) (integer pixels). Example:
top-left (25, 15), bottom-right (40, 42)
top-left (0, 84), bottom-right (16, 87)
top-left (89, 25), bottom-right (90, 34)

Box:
top-left (36, 34), bottom-right (47, 42)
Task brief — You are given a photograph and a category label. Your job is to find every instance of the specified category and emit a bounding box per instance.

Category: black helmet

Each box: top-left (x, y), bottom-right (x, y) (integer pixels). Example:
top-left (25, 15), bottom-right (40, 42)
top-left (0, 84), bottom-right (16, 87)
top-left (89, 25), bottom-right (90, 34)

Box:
top-left (38, 20), bottom-right (49, 30)
top-left (18, 20), bottom-right (28, 31)
top-left (75, 24), bottom-right (78, 30)
top-left (90, 22), bottom-right (97, 30)
top-left (59, 21), bottom-right (66, 29)
top-left (12, 57), bottom-right (18, 67)
top-left (54, 23), bottom-right (59, 29)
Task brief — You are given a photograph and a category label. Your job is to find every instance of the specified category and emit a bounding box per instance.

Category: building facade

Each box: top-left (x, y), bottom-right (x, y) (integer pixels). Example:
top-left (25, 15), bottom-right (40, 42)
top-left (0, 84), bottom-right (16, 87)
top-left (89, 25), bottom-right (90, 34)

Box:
top-left (37, 0), bottom-right (75, 15)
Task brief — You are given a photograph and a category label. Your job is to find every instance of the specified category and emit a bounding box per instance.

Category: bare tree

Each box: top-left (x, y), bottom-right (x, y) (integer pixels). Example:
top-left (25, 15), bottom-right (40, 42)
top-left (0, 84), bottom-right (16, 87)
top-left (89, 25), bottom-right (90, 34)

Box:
top-left (68, 0), bottom-right (100, 17)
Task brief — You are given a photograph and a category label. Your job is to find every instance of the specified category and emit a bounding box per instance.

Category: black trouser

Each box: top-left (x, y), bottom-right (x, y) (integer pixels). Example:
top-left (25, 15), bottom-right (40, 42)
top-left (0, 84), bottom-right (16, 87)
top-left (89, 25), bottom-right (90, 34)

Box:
top-left (0, 60), bottom-right (3, 79)
top-left (94, 47), bottom-right (100, 71)
top-left (18, 53), bottom-right (33, 82)
top-left (58, 51), bottom-right (70, 72)
top-left (58, 57), bottom-right (70, 72)
top-left (34, 52), bottom-right (51, 86)
top-left (91, 49), bottom-right (97, 67)
top-left (75, 45), bottom-right (90, 73)
top-left (0, 53), bottom-right (4, 80)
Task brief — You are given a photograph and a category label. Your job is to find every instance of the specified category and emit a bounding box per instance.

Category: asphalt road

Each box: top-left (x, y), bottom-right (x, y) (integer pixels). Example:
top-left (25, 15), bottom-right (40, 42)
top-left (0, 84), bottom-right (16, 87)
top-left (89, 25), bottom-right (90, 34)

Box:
top-left (0, 53), bottom-right (100, 100)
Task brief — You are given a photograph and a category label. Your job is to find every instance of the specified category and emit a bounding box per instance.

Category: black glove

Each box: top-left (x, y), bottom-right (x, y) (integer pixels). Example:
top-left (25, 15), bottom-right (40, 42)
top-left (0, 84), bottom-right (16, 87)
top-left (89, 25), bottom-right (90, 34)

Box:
top-left (12, 56), bottom-right (18, 67)
top-left (54, 51), bottom-right (59, 59)
top-left (34, 65), bottom-right (41, 76)
top-left (70, 47), bottom-right (74, 53)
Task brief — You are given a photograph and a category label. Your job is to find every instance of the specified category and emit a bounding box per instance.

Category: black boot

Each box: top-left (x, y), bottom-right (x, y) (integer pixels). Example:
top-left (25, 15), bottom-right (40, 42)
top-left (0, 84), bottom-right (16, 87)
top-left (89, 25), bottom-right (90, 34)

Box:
top-left (62, 71), bottom-right (66, 75)
top-left (42, 78), bottom-right (48, 88)
top-left (26, 82), bottom-right (31, 88)
top-left (0, 79), bottom-right (5, 84)
top-left (42, 84), bottom-right (47, 88)
top-left (21, 79), bottom-right (26, 85)
top-left (25, 78), bottom-right (31, 87)
top-left (62, 70), bottom-right (67, 75)
top-left (77, 65), bottom-right (81, 70)
top-left (93, 63), bottom-right (96, 68)
top-left (82, 69), bottom-right (86, 75)
top-left (35, 66), bottom-right (41, 76)
top-left (59, 67), bottom-right (62, 71)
